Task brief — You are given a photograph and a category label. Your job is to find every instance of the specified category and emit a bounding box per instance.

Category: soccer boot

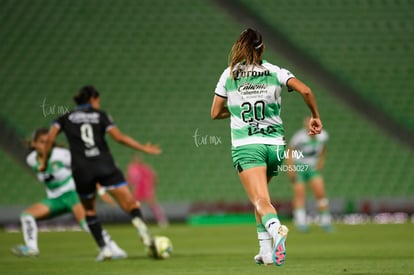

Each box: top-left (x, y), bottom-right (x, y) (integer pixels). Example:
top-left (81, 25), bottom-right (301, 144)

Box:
top-left (11, 245), bottom-right (39, 257)
top-left (272, 225), bottom-right (289, 266)
top-left (109, 240), bottom-right (127, 259)
top-left (132, 217), bottom-right (152, 247)
top-left (254, 252), bottom-right (273, 265)
top-left (96, 245), bottom-right (112, 262)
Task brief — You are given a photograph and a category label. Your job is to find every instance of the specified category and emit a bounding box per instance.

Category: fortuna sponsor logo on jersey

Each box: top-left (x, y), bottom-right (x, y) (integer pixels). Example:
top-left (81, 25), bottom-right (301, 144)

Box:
top-left (68, 112), bottom-right (100, 124)
top-left (234, 69), bottom-right (270, 79)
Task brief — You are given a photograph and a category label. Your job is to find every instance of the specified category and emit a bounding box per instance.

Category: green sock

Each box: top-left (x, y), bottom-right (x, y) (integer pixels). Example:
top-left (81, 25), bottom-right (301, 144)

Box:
top-left (261, 213), bottom-right (281, 238)
top-left (261, 213), bottom-right (279, 226)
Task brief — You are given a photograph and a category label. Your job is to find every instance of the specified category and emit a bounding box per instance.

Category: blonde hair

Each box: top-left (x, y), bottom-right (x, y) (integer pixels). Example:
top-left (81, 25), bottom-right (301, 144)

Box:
top-left (228, 28), bottom-right (264, 79)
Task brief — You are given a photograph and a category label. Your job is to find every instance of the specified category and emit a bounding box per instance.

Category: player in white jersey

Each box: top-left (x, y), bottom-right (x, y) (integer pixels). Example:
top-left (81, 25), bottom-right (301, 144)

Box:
top-left (211, 28), bottom-right (323, 266)
top-left (287, 117), bottom-right (332, 232)
top-left (11, 128), bottom-right (126, 259)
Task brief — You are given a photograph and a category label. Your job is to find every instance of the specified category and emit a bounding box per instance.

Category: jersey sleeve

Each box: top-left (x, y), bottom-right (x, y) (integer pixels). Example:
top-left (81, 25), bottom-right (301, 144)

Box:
top-left (52, 148), bottom-right (71, 167)
top-left (214, 68), bottom-right (230, 98)
top-left (52, 113), bottom-right (67, 131)
top-left (101, 112), bottom-right (116, 132)
top-left (276, 68), bottom-right (294, 92)
top-left (26, 151), bottom-right (37, 168)
top-left (278, 68), bottom-right (295, 86)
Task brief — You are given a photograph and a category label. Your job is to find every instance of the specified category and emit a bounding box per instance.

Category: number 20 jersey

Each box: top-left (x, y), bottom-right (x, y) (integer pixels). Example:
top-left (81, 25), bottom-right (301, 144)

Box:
top-left (214, 60), bottom-right (295, 147)
top-left (53, 106), bottom-right (116, 170)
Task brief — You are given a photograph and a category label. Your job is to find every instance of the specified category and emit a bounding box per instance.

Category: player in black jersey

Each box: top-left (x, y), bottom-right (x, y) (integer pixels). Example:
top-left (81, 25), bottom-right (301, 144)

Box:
top-left (39, 86), bottom-right (161, 261)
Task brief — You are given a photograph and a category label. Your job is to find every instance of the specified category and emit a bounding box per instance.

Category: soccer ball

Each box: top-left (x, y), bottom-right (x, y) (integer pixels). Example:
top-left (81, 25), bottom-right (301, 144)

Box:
top-left (151, 236), bottom-right (173, 259)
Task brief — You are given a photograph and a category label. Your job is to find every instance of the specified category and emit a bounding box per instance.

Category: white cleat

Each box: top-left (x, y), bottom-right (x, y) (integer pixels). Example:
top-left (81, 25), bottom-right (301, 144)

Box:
top-left (254, 252), bottom-right (273, 265)
top-left (96, 245), bottom-right (112, 262)
top-left (109, 240), bottom-right (127, 259)
top-left (11, 245), bottom-right (39, 257)
top-left (132, 217), bottom-right (152, 247)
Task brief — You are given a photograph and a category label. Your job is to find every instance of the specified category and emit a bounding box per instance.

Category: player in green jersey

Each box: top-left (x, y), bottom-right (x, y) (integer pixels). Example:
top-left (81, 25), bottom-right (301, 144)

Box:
top-left (287, 117), bottom-right (332, 232)
top-left (211, 28), bottom-right (323, 266)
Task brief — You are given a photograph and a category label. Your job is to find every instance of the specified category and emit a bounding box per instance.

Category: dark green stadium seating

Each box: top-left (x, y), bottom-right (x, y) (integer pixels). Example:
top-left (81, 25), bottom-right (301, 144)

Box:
top-left (0, 0), bottom-right (412, 206)
top-left (239, 0), bottom-right (414, 132)
top-left (0, 150), bottom-right (44, 205)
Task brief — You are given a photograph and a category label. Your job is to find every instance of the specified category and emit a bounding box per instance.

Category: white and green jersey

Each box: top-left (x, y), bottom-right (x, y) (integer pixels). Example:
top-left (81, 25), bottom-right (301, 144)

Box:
top-left (289, 128), bottom-right (328, 169)
top-left (214, 60), bottom-right (294, 147)
top-left (26, 147), bottom-right (76, 199)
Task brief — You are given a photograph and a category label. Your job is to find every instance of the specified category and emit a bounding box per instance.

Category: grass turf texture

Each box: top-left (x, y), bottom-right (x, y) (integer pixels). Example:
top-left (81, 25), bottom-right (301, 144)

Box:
top-left (1, 223), bottom-right (413, 275)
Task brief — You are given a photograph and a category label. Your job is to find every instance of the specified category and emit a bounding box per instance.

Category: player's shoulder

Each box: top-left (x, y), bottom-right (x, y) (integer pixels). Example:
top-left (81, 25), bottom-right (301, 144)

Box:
top-left (220, 66), bottom-right (232, 78)
top-left (48, 147), bottom-right (69, 162)
top-left (51, 147), bottom-right (70, 156)
top-left (53, 110), bottom-right (72, 124)
top-left (263, 61), bottom-right (294, 80)
top-left (90, 108), bottom-right (110, 119)
top-left (26, 150), bottom-right (37, 166)
top-left (262, 60), bottom-right (281, 71)
top-left (262, 60), bottom-right (290, 73)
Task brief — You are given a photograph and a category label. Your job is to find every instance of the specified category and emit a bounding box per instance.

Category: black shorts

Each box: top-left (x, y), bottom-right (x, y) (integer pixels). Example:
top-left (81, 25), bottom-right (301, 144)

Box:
top-left (72, 164), bottom-right (127, 198)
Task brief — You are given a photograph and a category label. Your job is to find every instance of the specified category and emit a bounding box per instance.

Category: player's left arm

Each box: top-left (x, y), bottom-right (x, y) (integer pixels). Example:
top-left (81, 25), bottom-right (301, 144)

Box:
top-left (39, 124), bottom-right (60, 171)
top-left (211, 95), bottom-right (230, 120)
top-left (107, 127), bottom-right (161, 155)
top-left (316, 145), bottom-right (327, 171)
top-left (287, 78), bottom-right (322, 135)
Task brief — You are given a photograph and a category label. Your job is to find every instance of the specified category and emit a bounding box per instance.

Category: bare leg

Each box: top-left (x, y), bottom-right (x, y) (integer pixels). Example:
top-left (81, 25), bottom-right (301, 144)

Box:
top-left (309, 176), bottom-right (332, 229)
top-left (292, 182), bottom-right (308, 230)
top-left (292, 182), bottom-right (306, 209)
top-left (239, 166), bottom-right (275, 218)
top-left (108, 185), bottom-right (140, 212)
top-left (108, 185), bottom-right (153, 247)
top-left (309, 176), bottom-right (327, 210)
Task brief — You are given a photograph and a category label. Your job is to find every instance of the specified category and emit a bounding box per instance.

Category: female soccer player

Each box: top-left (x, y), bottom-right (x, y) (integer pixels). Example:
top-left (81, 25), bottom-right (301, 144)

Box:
top-left (287, 117), bottom-right (332, 232)
top-left (211, 28), bottom-right (323, 266)
top-left (39, 86), bottom-right (161, 261)
top-left (11, 128), bottom-right (126, 259)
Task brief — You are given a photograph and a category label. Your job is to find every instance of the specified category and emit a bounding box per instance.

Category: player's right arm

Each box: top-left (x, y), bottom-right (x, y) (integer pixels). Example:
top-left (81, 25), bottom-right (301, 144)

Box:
top-left (107, 127), bottom-right (161, 155)
top-left (211, 95), bottom-right (230, 120)
top-left (287, 78), bottom-right (322, 135)
top-left (211, 68), bottom-right (230, 120)
top-left (39, 125), bottom-right (60, 171)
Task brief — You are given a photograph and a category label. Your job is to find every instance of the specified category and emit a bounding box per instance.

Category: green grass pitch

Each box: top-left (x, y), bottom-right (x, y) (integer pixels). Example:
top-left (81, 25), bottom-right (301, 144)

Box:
top-left (1, 222), bottom-right (413, 275)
